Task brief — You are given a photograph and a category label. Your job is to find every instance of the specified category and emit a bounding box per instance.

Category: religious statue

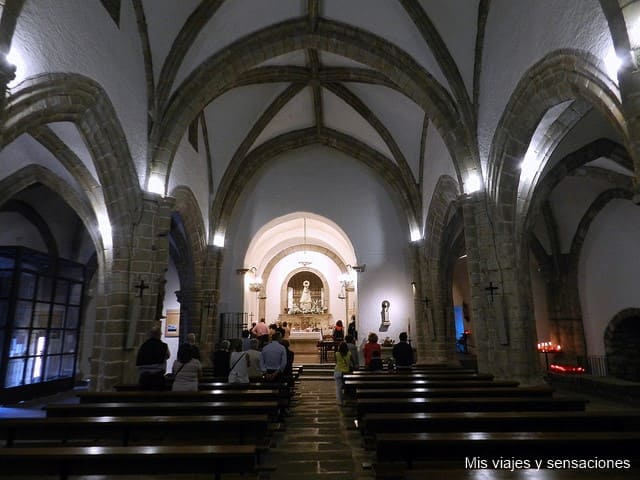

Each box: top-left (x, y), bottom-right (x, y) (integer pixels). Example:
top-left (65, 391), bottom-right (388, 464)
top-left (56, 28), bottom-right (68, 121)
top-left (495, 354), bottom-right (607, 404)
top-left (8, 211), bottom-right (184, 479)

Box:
top-left (299, 280), bottom-right (312, 311)
top-left (381, 300), bottom-right (390, 325)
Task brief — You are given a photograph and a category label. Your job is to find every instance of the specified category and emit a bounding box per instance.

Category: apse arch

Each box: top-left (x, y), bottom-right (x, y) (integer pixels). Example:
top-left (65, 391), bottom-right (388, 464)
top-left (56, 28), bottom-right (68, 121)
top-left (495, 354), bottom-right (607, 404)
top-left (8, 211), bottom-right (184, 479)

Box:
top-left (242, 211), bottom-right (359, 325)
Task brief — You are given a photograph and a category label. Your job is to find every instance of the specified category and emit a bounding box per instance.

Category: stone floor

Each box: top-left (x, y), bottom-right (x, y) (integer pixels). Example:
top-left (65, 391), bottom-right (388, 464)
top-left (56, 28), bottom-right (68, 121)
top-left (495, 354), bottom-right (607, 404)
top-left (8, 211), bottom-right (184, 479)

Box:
top-left (260, 378), bottom-right (375, 480)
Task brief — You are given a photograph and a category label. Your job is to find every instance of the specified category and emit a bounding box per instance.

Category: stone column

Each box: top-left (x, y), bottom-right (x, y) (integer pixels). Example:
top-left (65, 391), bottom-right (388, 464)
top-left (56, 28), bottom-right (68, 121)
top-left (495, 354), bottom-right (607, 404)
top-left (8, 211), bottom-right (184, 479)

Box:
top-left (412, 239), bottom-right (456, 364)
top-left (175, 288), bottom-right (215, 361)
top-left (90, 192), bottom-right (174, 390)
top-left (462, 191), bottom-right (541, 384)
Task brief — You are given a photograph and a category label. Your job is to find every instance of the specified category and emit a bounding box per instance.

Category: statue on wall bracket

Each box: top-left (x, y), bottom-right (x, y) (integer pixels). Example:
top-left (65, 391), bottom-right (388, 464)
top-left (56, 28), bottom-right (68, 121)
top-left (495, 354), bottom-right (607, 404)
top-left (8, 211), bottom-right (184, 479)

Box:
top-left (379, 300), bottom-right (391, 332)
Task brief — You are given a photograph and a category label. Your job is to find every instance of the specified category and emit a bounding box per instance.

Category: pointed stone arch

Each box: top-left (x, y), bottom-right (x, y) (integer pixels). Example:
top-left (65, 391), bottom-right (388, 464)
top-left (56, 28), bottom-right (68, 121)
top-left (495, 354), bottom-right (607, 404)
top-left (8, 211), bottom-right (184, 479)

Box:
top-left (150, 18), bottom-right (476, 198)
top-left (3, 73), bottom-right (142, 250)
top-left (488, 50), bottom-right (626, 224)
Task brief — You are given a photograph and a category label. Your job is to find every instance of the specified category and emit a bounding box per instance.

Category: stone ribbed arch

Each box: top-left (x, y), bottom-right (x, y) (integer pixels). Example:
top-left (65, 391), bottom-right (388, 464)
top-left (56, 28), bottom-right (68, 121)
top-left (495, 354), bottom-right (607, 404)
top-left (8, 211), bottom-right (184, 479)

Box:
top-left (0, 164), bottom-right (103, 256)
top-left (568, 188), bottom-right (632, 274)
top-left (488, 50), bottom-right (626, 224)
top-left (210, 128), bottom-right (420, 243)
top-left (523, 139), bottom-right (631, 239)
top-left (323, 82), bottom-right (416, 192)
top-left (262, 244), bottom-right (349, 290)
top-left (150, 17), bottom-right (475, 187)
top-left (169, 186), bottom-right (207, 290)
top-left (2, 73), bottom-right (141, 249)
top-left (598, 1), bottom-right (633, 57)
top-left (0, 198), bottom-right (59, 257)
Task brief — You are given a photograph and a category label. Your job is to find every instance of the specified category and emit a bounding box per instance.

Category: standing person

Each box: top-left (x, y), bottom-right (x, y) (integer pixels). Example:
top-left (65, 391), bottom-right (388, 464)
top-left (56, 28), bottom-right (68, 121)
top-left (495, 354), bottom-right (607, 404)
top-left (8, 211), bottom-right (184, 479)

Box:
top-left (363, 332), bottom-right (381, 368)
top-left (136, 325), bottom-right (170, 390)
top-left (282, 321), bottom-right (291, 339)
top-left (345, 334), bottom-right (359, 371)
top-left (171, 343), bottom-right (202, 391)
top-left (212, 340), bottom-right (231, 378)
top-left (334, 342), bottom-right (352, 405)
top-left (392, 332), bottom-right (414, 369)
top-left (347, 315), bottom-right (357, 341)
top-left (246, 338), bottom-right (263, 381)
top-left (260, 332), bottom-right (287, 382)
top-left (332, 320), bottom-right (345, 342)
top-left (241, 329), bottom-right (252, 351)
top-left (186, 332), bottom-right (201, 360)
top-left (228, 341), bottom-right (250, 384)
top-left (280, 339), bottom-right (295, 383)
top-left (252, 318), bottom-right (269, 348)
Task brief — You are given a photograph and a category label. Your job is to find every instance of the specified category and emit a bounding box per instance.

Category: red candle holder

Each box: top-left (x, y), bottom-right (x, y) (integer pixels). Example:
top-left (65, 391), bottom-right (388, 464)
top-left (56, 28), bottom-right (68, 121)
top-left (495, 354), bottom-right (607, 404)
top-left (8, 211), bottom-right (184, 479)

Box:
top-left (537, 341), bottom-right (562, 370)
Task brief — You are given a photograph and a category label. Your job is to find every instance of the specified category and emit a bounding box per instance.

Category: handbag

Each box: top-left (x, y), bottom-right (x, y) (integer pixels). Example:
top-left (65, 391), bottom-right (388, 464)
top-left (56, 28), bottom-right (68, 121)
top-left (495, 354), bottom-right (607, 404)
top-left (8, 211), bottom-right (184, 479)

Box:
top-left (165, 362), bottom-right (186, 382)
top-left (228, 353), bottom-right (246, 378)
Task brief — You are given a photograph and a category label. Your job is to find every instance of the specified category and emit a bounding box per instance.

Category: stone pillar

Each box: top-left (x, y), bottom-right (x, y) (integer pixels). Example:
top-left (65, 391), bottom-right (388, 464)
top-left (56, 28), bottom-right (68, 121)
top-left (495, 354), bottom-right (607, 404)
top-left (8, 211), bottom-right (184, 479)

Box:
top-left (413, 239), bottom-right (457, 364)
top-left (462, 191), bottom-right (541, 384)
top-left (89, 192), bottom-right (174, 390)
top-left (175, 288), bottom-right (215, 363)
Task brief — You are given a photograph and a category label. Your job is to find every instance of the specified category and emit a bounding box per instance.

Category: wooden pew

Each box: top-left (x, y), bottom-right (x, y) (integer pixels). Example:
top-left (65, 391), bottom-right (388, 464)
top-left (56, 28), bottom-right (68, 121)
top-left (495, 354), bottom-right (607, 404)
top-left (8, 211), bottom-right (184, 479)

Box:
top-left (375, 431), bottom-right (640, 468)
top-left (0, 444), bottom-right (256, 480)
top-left (0, 414), bottom-right (269, 447)
top-left (350, 367), bottom-right (478, 375)
top-left (114, 380), bottom-right (291, 394)
top-left (77, 389), bottom-right (284, 404)
top-left (344, 373), bottom-right (494, 381)
top-left (361, 411), bottom-right (640, 438)
top-left (344, 380), bottom-right (519, 396)
top-left (354, 386), bottom-right (554, 399)
top-left (402, 468), bottom-right (638, 480)
top-left (355, 396), bottom-right (587, 420)
top-left (45, 400), bottom-right (280, 419)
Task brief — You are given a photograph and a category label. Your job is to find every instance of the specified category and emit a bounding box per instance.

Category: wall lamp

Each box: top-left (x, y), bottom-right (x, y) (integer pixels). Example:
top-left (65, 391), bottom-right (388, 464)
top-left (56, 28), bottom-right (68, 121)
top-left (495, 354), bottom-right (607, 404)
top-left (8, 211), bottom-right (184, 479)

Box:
top-left (347, 264), bottom-right (366, 273)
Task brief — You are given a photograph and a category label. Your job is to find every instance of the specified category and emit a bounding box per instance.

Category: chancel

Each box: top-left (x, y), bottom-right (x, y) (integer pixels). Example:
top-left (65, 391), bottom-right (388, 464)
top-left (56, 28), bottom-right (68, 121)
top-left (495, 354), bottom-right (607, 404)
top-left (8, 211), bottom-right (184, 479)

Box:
top-left (1, 1), bottom-right (640, 479)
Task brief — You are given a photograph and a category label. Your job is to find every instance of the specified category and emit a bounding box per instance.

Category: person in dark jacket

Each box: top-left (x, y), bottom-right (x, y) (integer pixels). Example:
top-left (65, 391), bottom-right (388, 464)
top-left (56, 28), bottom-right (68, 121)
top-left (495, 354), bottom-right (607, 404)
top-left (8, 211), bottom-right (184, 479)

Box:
top-left (136, 325), bottom-right (170, 390)
top-left (392, 331), bottom-right (414, 369)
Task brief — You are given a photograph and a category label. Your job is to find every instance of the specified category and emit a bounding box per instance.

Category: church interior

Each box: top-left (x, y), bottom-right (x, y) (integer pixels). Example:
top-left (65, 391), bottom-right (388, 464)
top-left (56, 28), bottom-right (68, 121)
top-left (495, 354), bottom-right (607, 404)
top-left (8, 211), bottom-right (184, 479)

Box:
top-left (1, 0), bottom-right (640, 478)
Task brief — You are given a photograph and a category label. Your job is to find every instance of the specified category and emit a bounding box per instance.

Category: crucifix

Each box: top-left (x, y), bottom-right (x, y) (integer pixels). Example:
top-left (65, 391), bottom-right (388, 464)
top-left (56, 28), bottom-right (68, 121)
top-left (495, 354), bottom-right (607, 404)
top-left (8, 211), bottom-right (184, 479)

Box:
top-left (134, 278), bottom-right (149, 298)
top-left (485, 281), bottom-right (499, 304)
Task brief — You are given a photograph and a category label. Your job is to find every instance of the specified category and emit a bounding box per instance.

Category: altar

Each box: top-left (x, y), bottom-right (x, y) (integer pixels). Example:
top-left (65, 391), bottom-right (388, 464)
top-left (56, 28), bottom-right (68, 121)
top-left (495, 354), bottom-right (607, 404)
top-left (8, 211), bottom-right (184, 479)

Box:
top-left (279, 313), bottom-right (333, 333)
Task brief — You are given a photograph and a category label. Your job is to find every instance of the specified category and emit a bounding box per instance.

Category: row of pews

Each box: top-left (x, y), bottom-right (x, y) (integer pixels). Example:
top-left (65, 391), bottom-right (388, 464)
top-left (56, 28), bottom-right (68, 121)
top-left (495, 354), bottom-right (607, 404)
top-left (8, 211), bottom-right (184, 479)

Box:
top-left (344, 365), bottom-right (640, 480)
top-left (0, 366), bottom-right (301, 479)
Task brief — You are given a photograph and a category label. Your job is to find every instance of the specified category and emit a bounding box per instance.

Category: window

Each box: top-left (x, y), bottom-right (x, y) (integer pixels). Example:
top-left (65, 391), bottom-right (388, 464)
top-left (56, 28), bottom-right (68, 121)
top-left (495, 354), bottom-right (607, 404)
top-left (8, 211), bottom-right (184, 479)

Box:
top-left (0, 247), bottom-right (85, 402)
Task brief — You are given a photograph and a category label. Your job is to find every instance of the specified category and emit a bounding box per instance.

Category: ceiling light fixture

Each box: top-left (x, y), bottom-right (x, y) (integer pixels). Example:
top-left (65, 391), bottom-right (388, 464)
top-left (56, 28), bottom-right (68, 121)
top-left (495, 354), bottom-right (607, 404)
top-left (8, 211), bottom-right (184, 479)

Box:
top-left (298, 217), bottom-right (312, 267)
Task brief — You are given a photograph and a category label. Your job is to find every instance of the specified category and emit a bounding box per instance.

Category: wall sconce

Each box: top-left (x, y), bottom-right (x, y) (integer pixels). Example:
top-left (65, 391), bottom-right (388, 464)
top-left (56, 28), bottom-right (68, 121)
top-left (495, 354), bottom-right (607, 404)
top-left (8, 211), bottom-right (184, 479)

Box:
top-left (347, 264), bottom-right (366, 273)
top-left (248, 267), bottom-right (263, 292)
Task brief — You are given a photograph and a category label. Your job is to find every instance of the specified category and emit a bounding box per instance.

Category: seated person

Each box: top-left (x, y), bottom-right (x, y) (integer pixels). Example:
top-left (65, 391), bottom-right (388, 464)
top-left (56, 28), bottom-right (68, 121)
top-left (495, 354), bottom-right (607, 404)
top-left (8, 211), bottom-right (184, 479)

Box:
top-left (368, 349), bottom-right (384, 371)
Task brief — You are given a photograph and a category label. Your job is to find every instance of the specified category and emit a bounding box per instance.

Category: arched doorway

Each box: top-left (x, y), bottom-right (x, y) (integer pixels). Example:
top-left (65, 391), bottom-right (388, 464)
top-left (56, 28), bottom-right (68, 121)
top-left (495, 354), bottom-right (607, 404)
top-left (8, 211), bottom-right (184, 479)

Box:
top-left (605, 309), bottom-right (640, 382)
top-left (242, 212), bottom-right (359, 361)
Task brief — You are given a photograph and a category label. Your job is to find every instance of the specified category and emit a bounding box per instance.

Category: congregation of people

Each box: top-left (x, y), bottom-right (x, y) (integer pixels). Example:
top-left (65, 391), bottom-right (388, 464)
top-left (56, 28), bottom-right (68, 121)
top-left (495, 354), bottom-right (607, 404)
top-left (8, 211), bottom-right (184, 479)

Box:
top-left (136, 318), bottom-right (300, 391)
top-left (136, 317), bottom-right (414, 402)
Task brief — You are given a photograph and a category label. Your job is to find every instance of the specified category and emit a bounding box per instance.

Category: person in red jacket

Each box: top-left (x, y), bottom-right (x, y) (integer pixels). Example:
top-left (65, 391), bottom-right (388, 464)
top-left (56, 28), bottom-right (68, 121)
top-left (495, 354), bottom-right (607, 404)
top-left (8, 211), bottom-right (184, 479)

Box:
top-left (363, 332), bottom-right (381, 367)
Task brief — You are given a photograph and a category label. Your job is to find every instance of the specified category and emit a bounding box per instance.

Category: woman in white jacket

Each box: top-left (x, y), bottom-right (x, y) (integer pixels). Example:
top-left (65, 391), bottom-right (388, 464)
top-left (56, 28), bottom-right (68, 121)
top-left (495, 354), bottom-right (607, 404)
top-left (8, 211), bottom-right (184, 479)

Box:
top-left (171, 343), bottom-right (202, 391)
